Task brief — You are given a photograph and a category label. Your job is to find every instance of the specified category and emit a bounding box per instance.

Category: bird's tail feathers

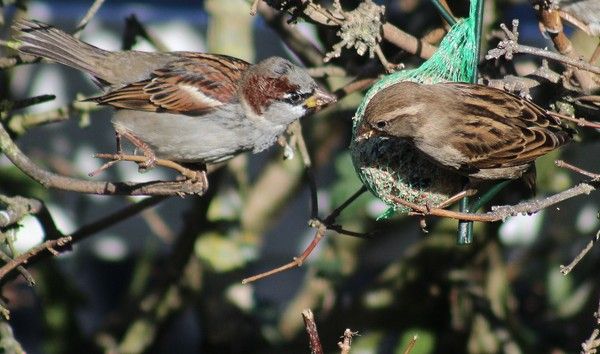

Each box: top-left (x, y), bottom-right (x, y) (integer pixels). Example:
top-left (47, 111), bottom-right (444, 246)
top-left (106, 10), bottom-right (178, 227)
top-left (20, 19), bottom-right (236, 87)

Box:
top-left (12, 19), bottom-right (109, 81)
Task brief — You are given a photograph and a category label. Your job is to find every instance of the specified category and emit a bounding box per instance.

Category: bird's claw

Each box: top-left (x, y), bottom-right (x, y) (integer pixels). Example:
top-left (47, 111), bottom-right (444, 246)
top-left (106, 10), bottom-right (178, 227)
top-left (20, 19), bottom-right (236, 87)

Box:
top-left (137, 155), bottom-right (157, 173)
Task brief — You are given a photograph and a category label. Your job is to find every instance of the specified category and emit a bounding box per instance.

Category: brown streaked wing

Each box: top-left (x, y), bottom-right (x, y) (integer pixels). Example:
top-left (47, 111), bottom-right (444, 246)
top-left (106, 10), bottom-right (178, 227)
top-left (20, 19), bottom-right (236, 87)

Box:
top-left (89, 81), bottom-right (157, 111)
top-left (440, 82), bottom-right (572, 169)
top-left (92, 53), bottom-right (251, 115)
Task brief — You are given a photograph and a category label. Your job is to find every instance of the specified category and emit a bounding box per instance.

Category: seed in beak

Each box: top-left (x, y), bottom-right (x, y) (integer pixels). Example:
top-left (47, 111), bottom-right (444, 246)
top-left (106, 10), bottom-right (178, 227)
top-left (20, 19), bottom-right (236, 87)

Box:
top-left (304, 88), bottom-right (337, 109)
top-left (355, 123), bottom-right (375, 141)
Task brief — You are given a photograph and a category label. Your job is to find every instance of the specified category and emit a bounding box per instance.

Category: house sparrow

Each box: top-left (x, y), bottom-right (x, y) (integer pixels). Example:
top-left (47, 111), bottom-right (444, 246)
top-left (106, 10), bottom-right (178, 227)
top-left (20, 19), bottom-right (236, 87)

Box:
top-left (13, 19), bottom-right (335, 187)
top-left (356, 81), bottom-right (574, 187)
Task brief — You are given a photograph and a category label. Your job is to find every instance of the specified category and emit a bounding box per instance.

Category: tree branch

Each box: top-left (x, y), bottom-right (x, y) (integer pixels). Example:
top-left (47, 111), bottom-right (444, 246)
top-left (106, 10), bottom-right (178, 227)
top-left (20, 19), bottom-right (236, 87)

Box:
top-left (486, 20), bottom-right (600, 83)
top-left (0, 122), bottom-right (208, 196)
top-left (393, 182), bottom-right (597, 222)
top-left (0, 236), bottom-right (72, 281)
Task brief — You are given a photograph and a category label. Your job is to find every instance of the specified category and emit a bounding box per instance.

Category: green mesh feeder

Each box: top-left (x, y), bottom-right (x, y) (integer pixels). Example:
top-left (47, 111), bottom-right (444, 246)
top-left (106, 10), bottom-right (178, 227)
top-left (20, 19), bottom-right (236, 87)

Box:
top-left (350, 0), bottom-right (481, 219)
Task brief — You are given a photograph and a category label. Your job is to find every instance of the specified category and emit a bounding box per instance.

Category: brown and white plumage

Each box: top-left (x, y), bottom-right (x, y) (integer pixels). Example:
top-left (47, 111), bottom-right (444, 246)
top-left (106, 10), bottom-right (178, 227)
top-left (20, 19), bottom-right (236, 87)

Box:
top-left (89, 53), bottom-right (250, 115)
top-left (356, 81), bottom-right (574, 183)
top-left (13, 19), bottom-right (336, 165)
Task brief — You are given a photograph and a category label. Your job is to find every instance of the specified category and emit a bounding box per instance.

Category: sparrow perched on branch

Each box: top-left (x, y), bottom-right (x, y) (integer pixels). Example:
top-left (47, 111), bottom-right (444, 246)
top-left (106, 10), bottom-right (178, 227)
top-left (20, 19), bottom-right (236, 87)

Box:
top-left (356, 81), bottom-right (574, 188)
top-left (12, 19), bottom-right (335, 189)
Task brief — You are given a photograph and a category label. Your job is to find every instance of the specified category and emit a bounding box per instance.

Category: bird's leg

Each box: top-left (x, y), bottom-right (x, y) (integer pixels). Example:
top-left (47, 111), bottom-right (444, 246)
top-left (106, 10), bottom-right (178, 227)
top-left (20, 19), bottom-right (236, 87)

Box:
top-left (91, 130), bottom-right (208, 191)
top-left (88, 157), bottom-right (122, 177)
top-left (417, 189), bottom-right (476, 232)
top-left (434, 188), bottom-right (478, 209)
top-left (193, 166), bottom-right (209, 194)
top-left (116, 130), bottom-right (157, 171)
top-left (88, 130), bottom-right (156, 176)
top-left (182, 163), bottom-right (208, 185)
top-left (88, 131), bottom-right (127, 177)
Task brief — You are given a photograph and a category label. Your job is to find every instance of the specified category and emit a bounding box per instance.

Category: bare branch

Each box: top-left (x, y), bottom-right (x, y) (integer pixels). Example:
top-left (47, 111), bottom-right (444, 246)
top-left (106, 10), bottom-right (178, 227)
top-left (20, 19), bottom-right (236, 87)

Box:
top-left (260, 0), bottom-right (437, 60)
top-left (534, 1), bottom-right (597, 92)
top-left (550, 111), bottom-right (600, 129)
top-left (0, 236), bottom-right (72, 281)
top-left (338, 329), bottom-right (358, 354)
top-left (402, 335), bottom-right (419, 354)
top-left (302, 309), bottom-right (324, 354)
top-left (92, 153), bottom-right (205, 182)
top-left (0, 195), bottom-right (42, 228)
top-left (249, 0), bottom-right (260, 15)
top-left (486, 20), bottom-right (600, 76)
top-left (73, 0), bottom-right (106, 38)
top-left (560, 229), bottom-right (600, 275)
top-left (556, 160), bottom-right (600, 179)
top-left (0, 195), bottom-right (167, 284)
top-left (256, 5), bottom-right (325, 66)
top-left (242, 187), bottom-right (367, 284)
top-left (6, 99), bottom-right (99, 136)
top-left (388, 181), bottom-right (597, 222)
top-left (0, 122), bottom-right (209, 196)
top-left (0, 250), bottom-right (34, 286)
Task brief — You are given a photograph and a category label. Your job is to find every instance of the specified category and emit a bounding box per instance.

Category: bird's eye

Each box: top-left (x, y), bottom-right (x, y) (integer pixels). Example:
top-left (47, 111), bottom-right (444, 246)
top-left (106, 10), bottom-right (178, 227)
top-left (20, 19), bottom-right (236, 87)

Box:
top-left (285, 92), bottom-right (303, 105)
top-left (376, 121), bottom-right (387, 129)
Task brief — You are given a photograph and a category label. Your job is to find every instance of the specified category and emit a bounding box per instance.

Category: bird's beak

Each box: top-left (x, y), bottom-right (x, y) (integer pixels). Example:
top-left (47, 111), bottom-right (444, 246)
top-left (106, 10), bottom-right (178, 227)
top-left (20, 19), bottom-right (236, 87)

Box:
top-left (303, 87), bottom-right (337, 111)
top-left (355, 123), bottom-right (377, 142)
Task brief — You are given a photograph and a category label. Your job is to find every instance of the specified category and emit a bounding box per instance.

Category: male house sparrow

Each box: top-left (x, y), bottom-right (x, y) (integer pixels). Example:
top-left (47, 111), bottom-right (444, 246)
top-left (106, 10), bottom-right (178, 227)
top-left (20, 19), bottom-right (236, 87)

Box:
top-left (12, 20), bottom-right (335, 188)
top-left (356, 81), bottom-right (574, 188)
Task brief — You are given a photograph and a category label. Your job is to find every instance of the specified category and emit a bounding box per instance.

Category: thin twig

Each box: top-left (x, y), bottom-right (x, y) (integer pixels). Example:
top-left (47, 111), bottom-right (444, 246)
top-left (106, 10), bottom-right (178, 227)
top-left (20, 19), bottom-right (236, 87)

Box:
top-left (338, 329), bottom-right (358, 354)
top-left (123, 14), bottom-right (169, 52)
top-left (486, 21), bottom-right (600, 76)
top-left (242, 187), bottom-right (367, 283)
top-left (576, 95), bottom-right (600, 104)
top-left (257, 5), bottom-right (325, 66)
top-left (249, 0), bottom-right (260, 15)
top-left (302, 309), bottom-right (324, 354)
top-left (581, 296), bottom-right (600, 353)
top-left (556, 160), bottom-right (600, 179)
top-left (430, 0), bottom-right (457, 26)
top-left (560, 229), bottom-right (600, 275)
top-left (6, 99), bottom-right (99, 136)
top-left (558, 10), bottom-right (592, 36)
top-left (242, 222), bottom-right (327, 284)
top-left (590, 42), bottom-right (600, 65)
top-left (0, 94), bottom-right (56, 113)
top-left (0, 195), bottom-right (42, 228)
top-left (0, 122), bottom-right (209, 196)
top-left (0, 250), bottom-right (34, 286)
top-left (517, 44), bottom-right (600, 75)
top-left (549, 111), bottom-right (600, 129)
top-left (258, 0), bottom-right (437, 59)
top-left (289, 121), bottom-right (319, 219)
top-left (535, 3), bottom-right (597, 92)
top-left (307, 65), bottom-right (347, 78)
top-left (140, 207), bottom-right (175, 244)
top-left (402, 335), bottom-right (419, 354)
top-left (73, 0), bottom-right (106, 38)
top-left (334, 77), bottom-right (379, 99)
top-left (0, 196), bottom-right (167, 283)
top-left (0, 236), bottom-right (72, 280)
top-left (92, 153), bottom-right (203, 181)
top-left (70, 196), bottom-right (168, 244)
top-left (325, 186), bottom-right (367, 223)
top-left (388, 182), bottom-right (597, 222)
top-left (246, 167), bottom-right (598, 282)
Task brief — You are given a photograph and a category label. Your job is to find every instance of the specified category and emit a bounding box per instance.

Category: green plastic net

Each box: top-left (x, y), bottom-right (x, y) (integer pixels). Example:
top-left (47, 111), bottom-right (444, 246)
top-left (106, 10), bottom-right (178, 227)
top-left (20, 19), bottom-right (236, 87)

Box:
top-left (350, 0), bottom-right (480, 219)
